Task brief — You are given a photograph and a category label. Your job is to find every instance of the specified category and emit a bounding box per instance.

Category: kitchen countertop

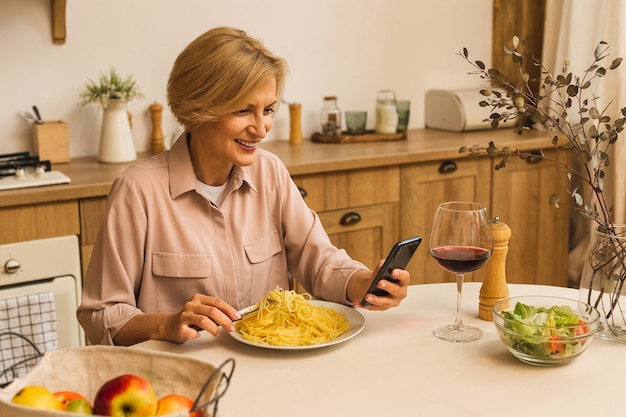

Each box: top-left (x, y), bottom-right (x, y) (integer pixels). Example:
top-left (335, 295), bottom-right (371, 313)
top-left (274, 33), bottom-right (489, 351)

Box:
top-left (0, 128), bottom-right (558, 208)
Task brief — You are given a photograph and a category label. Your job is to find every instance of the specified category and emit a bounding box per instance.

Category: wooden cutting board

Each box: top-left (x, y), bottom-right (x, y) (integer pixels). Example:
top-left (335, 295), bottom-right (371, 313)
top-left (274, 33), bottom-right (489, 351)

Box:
top-left (311, 130), bottom-right (407, 144)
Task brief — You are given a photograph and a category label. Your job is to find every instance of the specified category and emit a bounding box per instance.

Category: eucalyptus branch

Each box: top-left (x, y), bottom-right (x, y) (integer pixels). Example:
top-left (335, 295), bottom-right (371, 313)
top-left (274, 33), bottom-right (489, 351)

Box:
top-left (459, 37), bottom-right (625, 229)
top-left (461, 37), bottom-right (626, 331)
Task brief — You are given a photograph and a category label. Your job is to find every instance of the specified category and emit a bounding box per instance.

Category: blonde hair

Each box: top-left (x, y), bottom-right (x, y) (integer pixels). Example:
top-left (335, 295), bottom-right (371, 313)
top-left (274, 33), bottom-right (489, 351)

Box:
top-left (167, 27), bottom-right (288, 131)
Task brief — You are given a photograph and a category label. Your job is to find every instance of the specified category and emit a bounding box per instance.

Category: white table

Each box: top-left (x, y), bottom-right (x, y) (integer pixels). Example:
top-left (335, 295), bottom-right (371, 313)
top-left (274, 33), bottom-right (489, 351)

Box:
top-left (135, 283), bottom-right (624, 417)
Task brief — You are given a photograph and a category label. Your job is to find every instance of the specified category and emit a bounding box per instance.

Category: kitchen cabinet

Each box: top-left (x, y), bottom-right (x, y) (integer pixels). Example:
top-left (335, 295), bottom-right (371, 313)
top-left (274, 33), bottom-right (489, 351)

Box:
top-left (0, 128), bottom-right (571, 289)
top-left (399, 148), bottom-right (570, 287)
top-left (489, 149), bottom-right (569, 286)
top-left (293, 166), bottom-right (400, 272)
top-left (400, 157), bottom-right (492, 285)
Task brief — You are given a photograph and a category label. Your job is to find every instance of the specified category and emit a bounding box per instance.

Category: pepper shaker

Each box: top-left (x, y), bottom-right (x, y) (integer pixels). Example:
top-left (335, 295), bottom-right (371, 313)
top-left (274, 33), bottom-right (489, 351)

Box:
top-left (149, 102), bottom-right (165, 154)
top-left (478, 217), bottom-right (511, 321)
top-left (288, 103), bottom-right (303, 145)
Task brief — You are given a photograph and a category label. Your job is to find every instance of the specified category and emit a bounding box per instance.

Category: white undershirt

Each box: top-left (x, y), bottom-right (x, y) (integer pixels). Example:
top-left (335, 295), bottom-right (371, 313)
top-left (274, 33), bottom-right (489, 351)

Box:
top-left (198, 180), bottom-right (228, 206)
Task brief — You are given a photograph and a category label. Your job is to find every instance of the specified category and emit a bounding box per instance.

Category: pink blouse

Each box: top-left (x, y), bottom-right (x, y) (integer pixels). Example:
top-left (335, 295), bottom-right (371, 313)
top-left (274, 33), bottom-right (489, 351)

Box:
top-left (77, 135), bottom-right (368, 345)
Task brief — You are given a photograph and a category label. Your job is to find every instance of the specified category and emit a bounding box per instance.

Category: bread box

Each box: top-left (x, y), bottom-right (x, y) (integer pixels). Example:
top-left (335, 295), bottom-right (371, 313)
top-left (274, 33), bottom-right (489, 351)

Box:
top-left (425, 88), bottom-right (514, 132)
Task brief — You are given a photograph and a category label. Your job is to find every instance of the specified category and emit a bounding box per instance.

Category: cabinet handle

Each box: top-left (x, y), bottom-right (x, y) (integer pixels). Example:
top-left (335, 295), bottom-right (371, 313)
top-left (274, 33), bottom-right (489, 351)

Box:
top-left (298, 186), bottom-right (308, 198)
top-left (438, 160), bottom-right (458, 174)
top-left (339, 212), bottom-right (362, 226)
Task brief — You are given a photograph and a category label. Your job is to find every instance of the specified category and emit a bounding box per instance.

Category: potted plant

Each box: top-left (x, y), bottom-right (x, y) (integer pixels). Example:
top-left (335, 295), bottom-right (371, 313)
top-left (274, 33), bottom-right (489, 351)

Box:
top-left (458, 36), bottom-right (626, 342)
top-left (80, 68), bottom-right (143, 163)
top-left (80, 68), bottom-right (144, 108)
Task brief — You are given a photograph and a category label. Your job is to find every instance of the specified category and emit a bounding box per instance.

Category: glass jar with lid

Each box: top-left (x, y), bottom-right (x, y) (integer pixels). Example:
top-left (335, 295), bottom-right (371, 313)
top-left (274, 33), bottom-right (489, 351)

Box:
top-left (375, 90), bottom-right (398, 134)
top-left (320, 96), bottom-right (342, 136)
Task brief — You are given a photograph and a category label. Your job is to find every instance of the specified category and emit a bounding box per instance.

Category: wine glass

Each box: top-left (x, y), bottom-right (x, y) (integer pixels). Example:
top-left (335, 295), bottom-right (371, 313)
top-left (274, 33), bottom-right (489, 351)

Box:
top-left (430, 201), bottom-right (493, 342)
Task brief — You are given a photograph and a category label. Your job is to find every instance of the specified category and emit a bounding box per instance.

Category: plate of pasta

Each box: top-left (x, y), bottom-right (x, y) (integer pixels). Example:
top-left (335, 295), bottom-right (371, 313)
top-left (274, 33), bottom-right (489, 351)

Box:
top-left (230, 288), bottom-right (365, 350)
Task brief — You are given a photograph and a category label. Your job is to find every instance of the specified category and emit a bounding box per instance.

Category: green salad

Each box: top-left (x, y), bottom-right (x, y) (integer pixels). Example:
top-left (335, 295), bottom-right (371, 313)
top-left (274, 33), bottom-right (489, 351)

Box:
top-left (500, 302), bottom-right (591, 359)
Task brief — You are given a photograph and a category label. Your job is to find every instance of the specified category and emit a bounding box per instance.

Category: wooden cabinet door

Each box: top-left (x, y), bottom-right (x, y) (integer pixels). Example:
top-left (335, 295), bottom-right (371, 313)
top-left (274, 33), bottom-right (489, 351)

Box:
top-left (292, 204), bottom-right (398, 295)
top-left (490, 149), bottom-right (569, 286)
top-left (319, 202), bottom-right (399, 271)
top-left (292, 167), bottom-right (400, 293)
top-left (400, 157), bottom-right (492, 284)
top-left (293, 167), bottom-right (400, 266)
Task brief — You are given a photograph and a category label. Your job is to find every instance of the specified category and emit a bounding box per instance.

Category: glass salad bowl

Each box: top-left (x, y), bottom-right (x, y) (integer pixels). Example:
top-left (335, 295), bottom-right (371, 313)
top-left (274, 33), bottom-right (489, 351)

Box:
top-left (493, 296), bottom-right (601, 366)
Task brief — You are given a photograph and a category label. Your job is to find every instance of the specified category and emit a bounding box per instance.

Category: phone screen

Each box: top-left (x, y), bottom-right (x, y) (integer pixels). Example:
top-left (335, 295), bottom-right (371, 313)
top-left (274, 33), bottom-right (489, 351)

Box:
top-left (361, 236), bottom-right (422, 306)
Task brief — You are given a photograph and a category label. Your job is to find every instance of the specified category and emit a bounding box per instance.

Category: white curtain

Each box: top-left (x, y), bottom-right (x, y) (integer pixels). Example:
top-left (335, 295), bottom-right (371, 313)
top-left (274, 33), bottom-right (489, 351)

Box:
top-left (543, 0), bottom-right (626, 285)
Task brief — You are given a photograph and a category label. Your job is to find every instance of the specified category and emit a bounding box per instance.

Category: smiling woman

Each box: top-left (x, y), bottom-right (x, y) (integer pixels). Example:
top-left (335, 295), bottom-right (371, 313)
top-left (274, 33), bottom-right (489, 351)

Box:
top-left (76, 26), bottom-right (412, 347)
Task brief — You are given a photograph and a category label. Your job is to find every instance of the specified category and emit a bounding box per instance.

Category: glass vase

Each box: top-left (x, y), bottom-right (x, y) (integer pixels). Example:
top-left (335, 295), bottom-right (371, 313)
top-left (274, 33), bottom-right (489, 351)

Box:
top-left (579, 224), bottom-right (626, 343)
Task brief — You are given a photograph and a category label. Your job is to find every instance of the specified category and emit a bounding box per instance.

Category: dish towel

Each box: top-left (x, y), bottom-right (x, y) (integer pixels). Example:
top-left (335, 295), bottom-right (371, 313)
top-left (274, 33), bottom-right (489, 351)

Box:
top-left (0, 291), bottom-right (58, 386)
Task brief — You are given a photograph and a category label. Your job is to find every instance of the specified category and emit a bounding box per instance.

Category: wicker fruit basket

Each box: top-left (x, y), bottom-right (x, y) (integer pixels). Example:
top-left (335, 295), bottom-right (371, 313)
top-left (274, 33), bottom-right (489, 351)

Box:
top-left (0, 346), bottom-right (232, 417)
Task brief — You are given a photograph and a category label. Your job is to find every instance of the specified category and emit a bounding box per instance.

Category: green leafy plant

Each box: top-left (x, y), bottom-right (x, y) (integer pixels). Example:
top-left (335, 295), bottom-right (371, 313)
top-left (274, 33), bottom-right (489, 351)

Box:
top-left (80, 68), bottom-right (143, 108)
top-left (458, 36), bottom-right (626, 334)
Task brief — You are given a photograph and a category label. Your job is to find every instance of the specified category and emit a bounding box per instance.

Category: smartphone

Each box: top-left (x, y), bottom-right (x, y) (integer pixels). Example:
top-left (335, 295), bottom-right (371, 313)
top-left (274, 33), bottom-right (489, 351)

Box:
top-left (361, 236), bottom-right (422, 306)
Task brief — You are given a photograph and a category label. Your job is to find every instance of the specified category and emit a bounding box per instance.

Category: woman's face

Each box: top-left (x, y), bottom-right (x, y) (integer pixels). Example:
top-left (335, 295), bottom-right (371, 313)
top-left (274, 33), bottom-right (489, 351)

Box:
top-left (191, 78), bottom-right (278, 182)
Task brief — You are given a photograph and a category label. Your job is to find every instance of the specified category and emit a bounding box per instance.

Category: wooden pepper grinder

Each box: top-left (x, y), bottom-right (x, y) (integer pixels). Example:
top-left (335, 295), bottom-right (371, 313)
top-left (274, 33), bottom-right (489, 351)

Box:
top-left (288, 103), bottom-right (303, 145)
top-left (149, 102), bottom-right (165, 154)
top-left (478, 217), bottom-right (511, 321)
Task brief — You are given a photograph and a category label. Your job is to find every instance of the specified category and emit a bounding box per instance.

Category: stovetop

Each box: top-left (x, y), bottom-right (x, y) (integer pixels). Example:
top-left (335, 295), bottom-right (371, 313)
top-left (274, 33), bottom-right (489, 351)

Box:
top-left (0, 152), bottom-right (70, 191)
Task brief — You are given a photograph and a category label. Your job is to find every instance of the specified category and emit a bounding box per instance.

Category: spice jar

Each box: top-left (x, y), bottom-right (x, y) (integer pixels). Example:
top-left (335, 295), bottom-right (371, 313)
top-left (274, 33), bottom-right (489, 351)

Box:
top-left (320, 96), bottom-right (341, 136)
top-left (375, 90), bottom-right (398, 134)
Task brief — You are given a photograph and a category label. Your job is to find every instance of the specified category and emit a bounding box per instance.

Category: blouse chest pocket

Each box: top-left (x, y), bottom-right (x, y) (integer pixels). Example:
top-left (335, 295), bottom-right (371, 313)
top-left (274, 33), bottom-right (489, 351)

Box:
top-left (243, 230), bottom-right (283, 264)
top-left (152, 252), bottom-right (211, 278)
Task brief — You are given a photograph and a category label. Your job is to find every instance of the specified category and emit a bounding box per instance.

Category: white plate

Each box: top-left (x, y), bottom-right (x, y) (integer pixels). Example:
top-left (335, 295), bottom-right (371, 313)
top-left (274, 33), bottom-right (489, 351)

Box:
top-left (228, 300), bottom-right (365, 350)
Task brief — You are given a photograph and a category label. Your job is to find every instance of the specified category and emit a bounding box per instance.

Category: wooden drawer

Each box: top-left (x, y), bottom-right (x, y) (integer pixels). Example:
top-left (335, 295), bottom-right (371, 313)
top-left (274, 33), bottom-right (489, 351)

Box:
top-left (293, 166), bottom-right (400, 212)
top-left (318, 202), bottom-right (399, 271)
top-left (0, 201), bottom-right (80, 244)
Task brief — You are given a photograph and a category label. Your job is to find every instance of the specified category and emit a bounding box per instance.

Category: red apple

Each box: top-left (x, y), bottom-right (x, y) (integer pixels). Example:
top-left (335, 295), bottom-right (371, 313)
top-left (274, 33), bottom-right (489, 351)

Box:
top-left (155, 394), bottom-right (201, 416)
top-left (93, 374), bottom-right (157, 417)
top-left (54, 390), bottom-right (92, 410)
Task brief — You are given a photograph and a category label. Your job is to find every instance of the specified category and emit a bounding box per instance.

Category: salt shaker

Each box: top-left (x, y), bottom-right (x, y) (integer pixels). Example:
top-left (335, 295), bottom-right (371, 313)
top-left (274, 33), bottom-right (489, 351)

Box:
top-left (320, 96), bottom-right (341, 136)
top-left (478, 217), bottom-right (511, 321)
top-left (375, 90), bottom-right (398, 134)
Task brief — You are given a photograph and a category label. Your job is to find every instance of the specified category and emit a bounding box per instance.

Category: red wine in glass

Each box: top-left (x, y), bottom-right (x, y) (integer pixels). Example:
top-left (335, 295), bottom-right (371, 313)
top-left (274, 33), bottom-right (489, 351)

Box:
top-left (430, 201), bottom-right (493, 342)
top-left (431, 246), bottom-right (491, 273)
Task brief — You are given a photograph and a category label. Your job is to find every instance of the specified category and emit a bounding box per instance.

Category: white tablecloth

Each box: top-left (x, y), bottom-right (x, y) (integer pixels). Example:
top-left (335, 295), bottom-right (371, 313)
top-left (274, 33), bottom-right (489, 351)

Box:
top-left (135, 282), bottom-right (624, 417)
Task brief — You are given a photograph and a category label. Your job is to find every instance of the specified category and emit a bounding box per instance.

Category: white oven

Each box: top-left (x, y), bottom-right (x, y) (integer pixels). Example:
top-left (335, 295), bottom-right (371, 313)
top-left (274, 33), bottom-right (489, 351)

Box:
top-left (0, 235), bottom-right (85, 385)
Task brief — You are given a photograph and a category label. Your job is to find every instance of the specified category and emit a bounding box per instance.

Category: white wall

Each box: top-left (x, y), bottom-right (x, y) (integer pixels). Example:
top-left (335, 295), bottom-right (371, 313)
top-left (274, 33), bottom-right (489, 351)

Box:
top-left (0, 0), bottom-right (493, 159)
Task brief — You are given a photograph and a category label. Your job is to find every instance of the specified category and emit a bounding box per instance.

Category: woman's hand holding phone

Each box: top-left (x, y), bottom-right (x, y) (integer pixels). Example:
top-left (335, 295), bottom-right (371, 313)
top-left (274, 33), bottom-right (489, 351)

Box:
top-left (359, 236), bottom-right (422, 308)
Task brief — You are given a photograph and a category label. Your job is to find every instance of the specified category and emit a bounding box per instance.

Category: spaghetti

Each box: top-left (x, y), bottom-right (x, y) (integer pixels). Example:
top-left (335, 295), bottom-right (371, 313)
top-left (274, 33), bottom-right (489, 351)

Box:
top-left (235, 288), bottom-right (350, 346)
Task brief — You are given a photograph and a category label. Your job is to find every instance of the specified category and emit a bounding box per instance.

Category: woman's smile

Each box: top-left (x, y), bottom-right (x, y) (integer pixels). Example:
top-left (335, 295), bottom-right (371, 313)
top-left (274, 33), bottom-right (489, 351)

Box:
top-left (234, 138), bottom-right (259, 150)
